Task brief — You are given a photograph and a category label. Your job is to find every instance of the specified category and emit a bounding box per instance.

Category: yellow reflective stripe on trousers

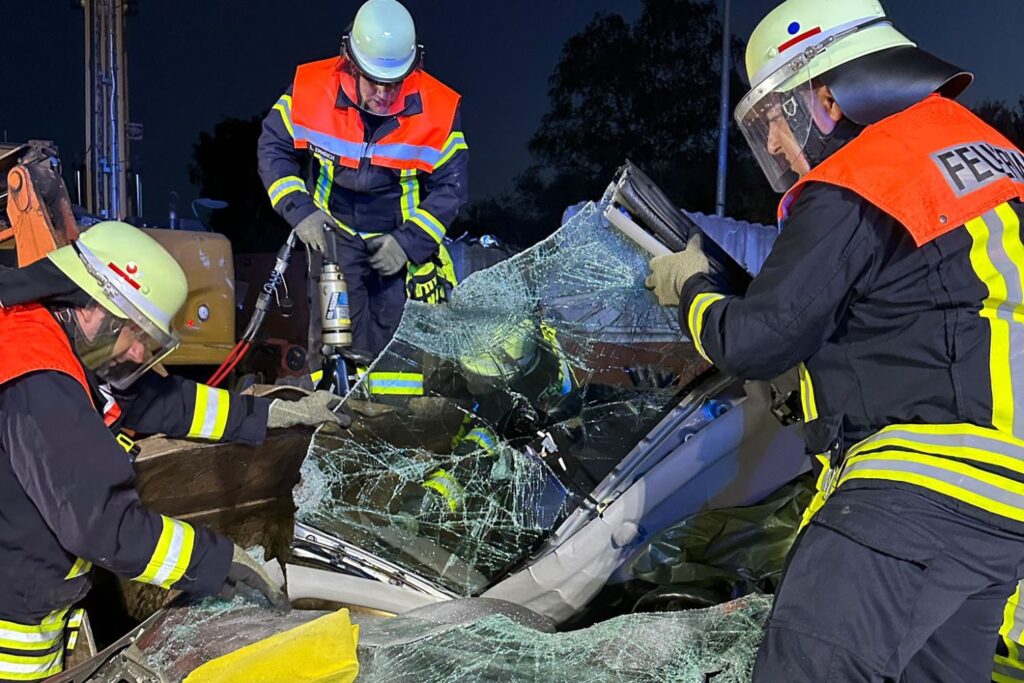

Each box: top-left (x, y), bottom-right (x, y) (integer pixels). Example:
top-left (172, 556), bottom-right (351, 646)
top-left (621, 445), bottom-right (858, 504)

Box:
top-left (798, 363), bottom-right (818, 422)
top-left (313, 154), bottom-right (335, 211)
top-left (686, 293), bottom-right (725, 363)
top-left (367, 371), bottom-right (424, 396)
top-left (267, 175), bottom-right (307, 208)
top-left (995, 653), bottom-right (1024, 683)
top-left (799, 453), bottom-right (835, 531)
top-left (133, 515), bottom-right (196, 589)
top-left (1002, 585), bottom-right (1024, 665)
top-left (422, 469), bottom-right (464, 512)
top-left (0, 649), bottom-right (64, 681)
top-left (965, 203), bottom-right (1024, 436)
top-left (63, 557), bottom-right (92, 580)
top-left (0, 611), bottom-right (67, 653)
top-left (273, 94), bottom-right (294, 138)
top-left (188, 384), bottom-right (229, 440)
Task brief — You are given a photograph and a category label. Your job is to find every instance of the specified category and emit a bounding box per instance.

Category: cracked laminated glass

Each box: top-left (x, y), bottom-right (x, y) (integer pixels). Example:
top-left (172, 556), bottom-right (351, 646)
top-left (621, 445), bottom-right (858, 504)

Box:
top-left (135, 594), bottom-right (770, 682)
top-left (295, 187), bottom-right (711, 596)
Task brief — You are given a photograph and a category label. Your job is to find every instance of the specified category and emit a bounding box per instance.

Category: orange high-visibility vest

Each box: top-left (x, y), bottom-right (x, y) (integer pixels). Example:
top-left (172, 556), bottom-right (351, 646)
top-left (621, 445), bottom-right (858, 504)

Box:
top-left (780, 95), bottom-right (1024, 246)
top-left (290, 57), bottom-right (461, 174)
top-left (0, 305), bottom-right (90, 395)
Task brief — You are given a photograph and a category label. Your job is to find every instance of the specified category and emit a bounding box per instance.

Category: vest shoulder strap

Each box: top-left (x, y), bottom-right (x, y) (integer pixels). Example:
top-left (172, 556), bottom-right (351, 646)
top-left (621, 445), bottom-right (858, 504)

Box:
top-left (779, 96), bottom-right (1024, 246)
top-left (0, 305), bottom-right (90, 395)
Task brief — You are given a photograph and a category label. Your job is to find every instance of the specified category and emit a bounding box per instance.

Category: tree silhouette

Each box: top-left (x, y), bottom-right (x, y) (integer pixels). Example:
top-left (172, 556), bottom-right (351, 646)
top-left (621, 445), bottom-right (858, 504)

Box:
top-left (456, 0), bottom-right (775, 247)
top-left (976, 98), bottom-right (1024, 149)
top-left (188, 116), bottom-right (290, 252)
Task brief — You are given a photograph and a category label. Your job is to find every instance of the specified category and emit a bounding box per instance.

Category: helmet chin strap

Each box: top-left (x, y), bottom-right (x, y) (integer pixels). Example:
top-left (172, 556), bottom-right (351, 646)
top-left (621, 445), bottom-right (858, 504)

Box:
top-left (804, 116), bottom-right (864, 168)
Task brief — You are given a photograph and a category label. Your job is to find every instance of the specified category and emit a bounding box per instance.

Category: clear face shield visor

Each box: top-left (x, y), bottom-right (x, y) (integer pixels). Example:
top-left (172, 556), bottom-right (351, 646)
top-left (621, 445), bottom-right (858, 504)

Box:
top-left (73, 243), bottom-right (180, 389)
top-left (735, 24), bottom-right (869, 193)
top-left (340, 47), bottom-right (421, 117)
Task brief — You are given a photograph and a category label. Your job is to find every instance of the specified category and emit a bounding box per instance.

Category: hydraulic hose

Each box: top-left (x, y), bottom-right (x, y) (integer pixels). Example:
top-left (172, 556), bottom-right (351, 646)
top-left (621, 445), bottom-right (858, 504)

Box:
top-left (207, 230), bottom-right (298, 387)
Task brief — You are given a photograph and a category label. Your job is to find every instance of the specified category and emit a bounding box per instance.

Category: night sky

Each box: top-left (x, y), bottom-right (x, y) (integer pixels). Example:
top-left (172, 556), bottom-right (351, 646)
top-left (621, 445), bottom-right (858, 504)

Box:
top-left (3, 1), bottom-right (1023, 226)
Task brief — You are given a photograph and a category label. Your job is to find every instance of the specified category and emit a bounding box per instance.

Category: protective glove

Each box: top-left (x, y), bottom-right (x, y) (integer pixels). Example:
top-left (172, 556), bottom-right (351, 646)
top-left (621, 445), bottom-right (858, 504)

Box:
top-left (267, 390), bottom-right (351, 430)
top-left (220, 544), bottom-right (290, 609)
top-left (294, 209), bottom-right (332, 253)
top-left (645, 234), bottom-right (710, 307)
top-left (367, 234), bottom-right (409, 276)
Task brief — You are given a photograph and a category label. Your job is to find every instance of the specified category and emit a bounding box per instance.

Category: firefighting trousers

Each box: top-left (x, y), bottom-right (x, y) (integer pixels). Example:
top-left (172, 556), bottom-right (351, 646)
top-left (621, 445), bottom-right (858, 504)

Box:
top-left (753, 486), bottom-right (1024, 682)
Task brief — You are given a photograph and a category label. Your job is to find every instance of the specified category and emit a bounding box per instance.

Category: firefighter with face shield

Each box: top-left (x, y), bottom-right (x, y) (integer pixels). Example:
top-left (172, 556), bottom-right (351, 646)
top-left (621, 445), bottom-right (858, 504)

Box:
top-left (645, 0), bottom-right (1024, 679)
top-left (0, 222), bottom-right (349, 681)
top-left (257, 0), bottom-right (468, 392)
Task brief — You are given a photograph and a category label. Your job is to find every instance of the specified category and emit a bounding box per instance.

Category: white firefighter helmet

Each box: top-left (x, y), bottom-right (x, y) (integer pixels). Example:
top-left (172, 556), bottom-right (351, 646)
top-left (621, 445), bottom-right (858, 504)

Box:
top-left (736, 0), bottom-right (972, 192)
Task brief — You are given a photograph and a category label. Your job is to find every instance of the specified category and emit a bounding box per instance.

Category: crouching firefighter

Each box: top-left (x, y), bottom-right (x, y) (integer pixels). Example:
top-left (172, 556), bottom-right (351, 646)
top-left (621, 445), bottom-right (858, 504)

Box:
top-left (257, 0), bottom-right (468, 394)
top-left (416, 316), bottom-right (581, 517)
top-left (646, 0), bottom-right (1024, 680)
top-left (0, 221), bottom-right (348, 681)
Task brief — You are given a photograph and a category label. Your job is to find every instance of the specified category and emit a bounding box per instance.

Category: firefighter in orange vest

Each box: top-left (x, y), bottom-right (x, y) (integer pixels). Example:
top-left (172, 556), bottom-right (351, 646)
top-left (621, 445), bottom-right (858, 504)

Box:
top-left (645, 0), bottom-right (1024, 679)
top-left (258, 0), bottom-right (468, 390)
top-left (0, 222), bottom-right (348, 681)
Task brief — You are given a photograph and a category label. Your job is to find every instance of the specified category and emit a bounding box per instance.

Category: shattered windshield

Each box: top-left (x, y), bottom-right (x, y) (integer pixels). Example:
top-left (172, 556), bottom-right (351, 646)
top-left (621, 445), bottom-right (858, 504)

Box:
top-left (294, 189), bottom-right (711, 596)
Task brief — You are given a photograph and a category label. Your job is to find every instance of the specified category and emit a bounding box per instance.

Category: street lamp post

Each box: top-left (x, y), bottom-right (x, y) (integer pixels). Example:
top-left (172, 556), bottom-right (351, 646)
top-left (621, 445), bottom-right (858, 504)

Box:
top-left (715, 0), bottom-right (731, 217)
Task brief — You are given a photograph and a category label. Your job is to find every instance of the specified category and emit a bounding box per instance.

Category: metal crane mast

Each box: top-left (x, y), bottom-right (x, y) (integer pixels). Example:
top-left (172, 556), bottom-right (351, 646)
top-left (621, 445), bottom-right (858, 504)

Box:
top-left (82, 0), bottom-right (133, 220)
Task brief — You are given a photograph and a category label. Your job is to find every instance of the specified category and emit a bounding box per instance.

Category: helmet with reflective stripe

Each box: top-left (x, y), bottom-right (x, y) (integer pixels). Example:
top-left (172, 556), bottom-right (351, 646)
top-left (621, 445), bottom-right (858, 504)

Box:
top-left (47, 221), bottom-right (187, 388)
top-left (345, 0), bottom-right (420, 83)
top-left (737, 0), bottom-right (972, 192)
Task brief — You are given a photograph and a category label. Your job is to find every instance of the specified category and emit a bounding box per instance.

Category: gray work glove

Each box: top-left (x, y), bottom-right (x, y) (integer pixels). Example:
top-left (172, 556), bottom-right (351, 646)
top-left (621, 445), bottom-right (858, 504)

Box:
top-left (645, 234), bottom-right (710, 308)
top-left (295, 209), bottom-right (332, 253)
top-left (267, 390), bottom-right (351, 430)
top-left (221, 544), bottom-right (289, 609)
top-left (367, 234), bottom-right (409, 276)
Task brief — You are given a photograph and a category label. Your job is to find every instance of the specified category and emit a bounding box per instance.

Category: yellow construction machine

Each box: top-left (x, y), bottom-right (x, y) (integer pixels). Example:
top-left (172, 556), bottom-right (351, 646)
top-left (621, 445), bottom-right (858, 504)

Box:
top-left (0, 140), bottom-right (237, 367)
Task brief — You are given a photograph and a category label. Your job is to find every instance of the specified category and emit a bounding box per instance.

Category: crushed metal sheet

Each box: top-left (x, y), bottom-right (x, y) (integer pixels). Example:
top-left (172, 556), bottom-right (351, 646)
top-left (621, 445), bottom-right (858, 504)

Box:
top-left (295, 193), bottom-right (710, 596)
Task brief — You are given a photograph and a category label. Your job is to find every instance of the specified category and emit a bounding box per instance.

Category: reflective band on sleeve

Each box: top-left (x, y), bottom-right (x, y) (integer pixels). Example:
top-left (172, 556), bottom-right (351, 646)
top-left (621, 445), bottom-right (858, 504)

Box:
top-left (273, 94), bottom-right (294, 138)
top-left (464, 427), bottom-right (497, 453)
top-left (408, 207), bottom-right (446, 244)
top-left (0, 649), bottom-right (64, 681)
top-left (367, 371), bottom-right (424, 396)
top-left (798, 363), bottom-right (818, 422)
top-left (965, 203), bottom-right (1024, 437)
top-left (188, 384), bottom-right (230, 440)
top-left (133, 515), bottom-right (196, 589)
top-left (421, 469), bottom-right (465, 513)
top-left (1001, 584), bottom-right (1024, 668)
top-left (64, 557), bottom-right (92, 580)
top-left (434, 131), bottom-right (468, 170)
top-left (268, 175), bottom-right (308, 207)
top-left (686, 292), bottom-right (726, 363)
top-left (995, 654), bottom-right (1024, 683)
